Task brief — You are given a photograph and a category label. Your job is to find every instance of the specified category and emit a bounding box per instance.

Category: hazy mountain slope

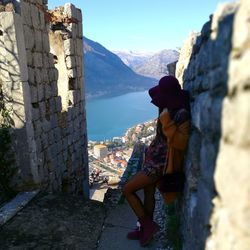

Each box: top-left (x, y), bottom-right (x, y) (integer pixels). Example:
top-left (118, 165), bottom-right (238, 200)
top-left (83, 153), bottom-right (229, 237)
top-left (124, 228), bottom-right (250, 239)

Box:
top-left (83, 38), bottom-right (157, 99)
top-left (114, 49), bottom-right (179, 79)
top-left (113, 50), bottom-right (154, 68)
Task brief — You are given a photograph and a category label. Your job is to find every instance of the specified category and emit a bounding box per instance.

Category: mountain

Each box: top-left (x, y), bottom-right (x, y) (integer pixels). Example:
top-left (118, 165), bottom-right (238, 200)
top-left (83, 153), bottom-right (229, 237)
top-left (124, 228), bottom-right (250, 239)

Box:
top-left (112, 50), bottom-right (154, 69)
top-left (83, 37), bottom-right (157, 99)
top-left (114, 49), bottom-right (179, 79)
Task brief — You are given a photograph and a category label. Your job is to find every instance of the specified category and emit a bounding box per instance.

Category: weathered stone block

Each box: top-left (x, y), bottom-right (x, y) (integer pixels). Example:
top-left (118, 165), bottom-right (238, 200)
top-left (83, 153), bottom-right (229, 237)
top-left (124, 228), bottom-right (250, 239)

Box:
top-left (26, 49), bottom-right (33, 66)
top-left (54, 68), bottom-right (59, 81)
top-left (37, 150), bottom-right (45, 166)
top-left (51, 114), bottom-right (58, 129)
top-left (42, 0), bottom-right (48, 5)
top-left (33, 123), bottom-right (42, 140)
top-left (48, 53), bottom-right (55, 68)
top-left (49, 98), bottom-right (56, 111)
top-left (30, 85), bottom-right (38, 103)
top-left (45, 83), bottom-right (52, 99)
top-left (67, 133), bottom-right (73, 147)
top-left (53, 127), bottom-right (61, 143)
top-left (51, 81), bottom-right (58, 96)
top-left (0, 13), bottom-right (28, 82)
top-left (38, 9), bottom-right (45, 30)
top-left (222, 92), bottom-right (250, 148)
top-left (76, 38), bottom-right (83, 56)
top-left (41, 132), bottom-right (48, 149)
top-left (64, 3), bottom-right (77, 18)
top-left (67, 68), bottom-right (77, 78)
top-left (23, 25), bottom-right (35, 50)
top-left (20, 1), bottom-right (31, 24)
top-left (48, 68), bottom-right (59, 82)
top-left (78, 22), bottom-right (83, 38)
top-left (229, 50), bottom-right (250, 93)
top-left (212, 143), bottom-right (250, 247)
top-left (34, 68), bottom-right (42, 85)
top-left (42, 119), bottom-right (51, 133)
top-left (55, 96), bottom-right (62, 112)
top-left (48, 130), bottom-right (55, 145)
top-left (33, 52), bottom-right (43, 67)
top-left (194, 47), bottom-right (209, 76)
top-left (27, 66), bottom-right (35, 85)
top-left (76, 8), bottom-right (82, 22)
top-left (30, 4), bottom-right (40, 29)
top-left (210, 97), bottom-right (223, 139)
top-left (12, 91), bottom-right (26, 128)
top-left (68, 90), bottom-right (77, 106)
top-left (210, 2), bottom-right (238, 40)
top-left (191, 91), bottom-right (212, 134)
top-left (65, 55), bottom-right (76, 69)
top-left (232, 1), bottom-right (250, 53)
top-left (76, 66), bottom-right (82, 78)
top-left (199, 139), bottom-right (217, 187)
top-left (37, 83), bottom-right (45, 102)
top-left (35, 29), bottom-right (43, 52)
top-left (42, 53), bottom-right (49, 69)
top-left (40, 68), bottom-right (48, 84)
top-left (78, 77), bottom-right (84, 92)
top-left (43, 32), bottom-right (50, 53)
top-left (67, 23), bottom-right (77, 39)
top-left (64, 38), bottom-right (75, 56)
top-left (39, 101), bottom-right (46, 117)
top-left (75, 55), bottom-right (81, 66)
top-left (176, 31), bottom-right (200, 84)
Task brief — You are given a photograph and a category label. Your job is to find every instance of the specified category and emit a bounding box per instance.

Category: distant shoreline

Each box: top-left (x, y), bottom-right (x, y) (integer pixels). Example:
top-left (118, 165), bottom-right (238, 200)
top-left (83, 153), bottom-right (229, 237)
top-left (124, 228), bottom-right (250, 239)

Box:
top-left (88, 118), bottom-right (156, 143)
top-left (85, 88), bottom-right (152, 102)
top-left (86, 90), bottom-right (157, 141)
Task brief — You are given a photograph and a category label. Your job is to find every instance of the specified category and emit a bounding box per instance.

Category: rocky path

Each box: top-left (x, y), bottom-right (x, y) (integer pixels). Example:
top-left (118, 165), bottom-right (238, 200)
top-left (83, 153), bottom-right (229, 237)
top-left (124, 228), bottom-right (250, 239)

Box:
top-left (0, 188), bottom-right (171, 250)
top-left (0, 192), bottom-right (106, 250)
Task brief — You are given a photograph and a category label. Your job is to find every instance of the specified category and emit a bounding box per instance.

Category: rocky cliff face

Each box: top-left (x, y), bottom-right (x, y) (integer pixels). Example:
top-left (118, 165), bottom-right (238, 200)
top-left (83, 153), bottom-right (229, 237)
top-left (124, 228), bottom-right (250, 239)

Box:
top-left (176, 1), bottom-right (250, 249)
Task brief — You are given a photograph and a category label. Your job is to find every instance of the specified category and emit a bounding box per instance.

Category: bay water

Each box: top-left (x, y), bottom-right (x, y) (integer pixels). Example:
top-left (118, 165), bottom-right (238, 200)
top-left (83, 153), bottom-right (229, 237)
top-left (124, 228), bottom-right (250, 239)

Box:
top-left (86, 91), bottom-right (158, 141)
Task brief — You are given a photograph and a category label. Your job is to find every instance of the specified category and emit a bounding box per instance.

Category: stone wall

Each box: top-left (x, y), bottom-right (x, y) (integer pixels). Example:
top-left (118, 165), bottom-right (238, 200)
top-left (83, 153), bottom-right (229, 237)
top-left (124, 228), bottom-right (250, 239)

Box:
top-left (0, 1), bottom-right (88, 197)
top-left (176, 1), bottom-right (250, 249)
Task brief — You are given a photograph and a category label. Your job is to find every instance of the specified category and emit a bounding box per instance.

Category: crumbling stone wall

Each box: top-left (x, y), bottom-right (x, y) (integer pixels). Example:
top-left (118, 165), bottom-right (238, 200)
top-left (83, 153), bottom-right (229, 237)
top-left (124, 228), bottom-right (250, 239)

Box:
top-left (0, 1), bottom-right (88, 197)
top-left (176, 1), bottom-right (250, 249)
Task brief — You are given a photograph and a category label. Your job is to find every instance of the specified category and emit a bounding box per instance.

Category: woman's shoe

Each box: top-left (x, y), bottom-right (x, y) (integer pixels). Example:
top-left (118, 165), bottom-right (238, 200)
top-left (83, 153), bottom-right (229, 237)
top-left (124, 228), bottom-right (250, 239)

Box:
top-left (127, 221), bottom-right (141, 240)
top-left (127, 227), bottom-right (141, 240)
top-left (139, 217), bottom-right (160, 246)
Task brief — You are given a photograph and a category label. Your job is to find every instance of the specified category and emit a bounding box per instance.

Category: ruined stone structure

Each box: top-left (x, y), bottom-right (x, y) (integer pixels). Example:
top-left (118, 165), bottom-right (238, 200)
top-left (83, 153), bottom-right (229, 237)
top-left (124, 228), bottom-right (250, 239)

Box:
top-left (176, 0), bottom-right (250, 249)
top-left (0, 1), bottom-right (88, 197)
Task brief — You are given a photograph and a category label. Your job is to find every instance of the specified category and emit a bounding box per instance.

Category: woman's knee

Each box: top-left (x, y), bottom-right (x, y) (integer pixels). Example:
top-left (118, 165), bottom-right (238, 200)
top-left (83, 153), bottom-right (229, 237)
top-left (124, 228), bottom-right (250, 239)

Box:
top-left (122, 183), bottom-right (132, 197)
top-left (122, 172), bottom-right (154, 197)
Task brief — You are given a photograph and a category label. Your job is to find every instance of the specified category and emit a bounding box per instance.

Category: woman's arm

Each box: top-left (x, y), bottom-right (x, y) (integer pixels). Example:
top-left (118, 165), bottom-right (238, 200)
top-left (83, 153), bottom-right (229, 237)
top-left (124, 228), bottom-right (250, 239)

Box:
top-left (159, 109), bottom-right (190, 150)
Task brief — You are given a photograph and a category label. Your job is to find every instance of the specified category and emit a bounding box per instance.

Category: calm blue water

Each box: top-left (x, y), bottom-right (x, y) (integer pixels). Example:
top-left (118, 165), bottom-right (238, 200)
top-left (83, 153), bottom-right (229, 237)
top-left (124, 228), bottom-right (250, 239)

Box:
top-left (86, 91), bottom-right (157, 141)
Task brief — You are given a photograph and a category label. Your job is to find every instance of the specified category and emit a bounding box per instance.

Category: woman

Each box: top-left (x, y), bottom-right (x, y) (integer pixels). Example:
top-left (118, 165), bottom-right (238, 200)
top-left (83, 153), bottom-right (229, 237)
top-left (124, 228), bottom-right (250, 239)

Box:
top-left (122, 75), bottom-right (190, 246)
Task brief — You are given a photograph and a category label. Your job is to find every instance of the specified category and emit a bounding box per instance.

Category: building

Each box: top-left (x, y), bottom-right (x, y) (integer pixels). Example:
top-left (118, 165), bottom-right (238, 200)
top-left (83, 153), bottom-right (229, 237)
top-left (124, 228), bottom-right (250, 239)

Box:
top-left (93, 144), bottom-right (108, 159)
top-left (113, 137), bottom-right (122, 144)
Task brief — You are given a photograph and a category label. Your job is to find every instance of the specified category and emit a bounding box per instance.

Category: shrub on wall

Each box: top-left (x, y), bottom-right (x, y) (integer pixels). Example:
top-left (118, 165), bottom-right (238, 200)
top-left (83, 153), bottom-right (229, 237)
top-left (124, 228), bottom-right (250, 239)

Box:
top-left (0, 87), bottom-right (16, 202)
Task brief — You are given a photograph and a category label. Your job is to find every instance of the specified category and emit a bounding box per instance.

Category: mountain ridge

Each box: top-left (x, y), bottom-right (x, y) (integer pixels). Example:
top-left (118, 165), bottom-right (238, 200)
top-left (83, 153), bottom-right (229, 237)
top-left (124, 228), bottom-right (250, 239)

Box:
top-left (83, 37), bottom-right (157, 99)
top-left (114, 49), bottom-right (179, 79)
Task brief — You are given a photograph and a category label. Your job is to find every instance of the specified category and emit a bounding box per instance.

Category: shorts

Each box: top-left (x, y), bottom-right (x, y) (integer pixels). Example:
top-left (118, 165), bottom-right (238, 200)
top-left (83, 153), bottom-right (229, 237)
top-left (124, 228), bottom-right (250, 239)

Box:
top-left (142, 137), bottom-right (167, 182)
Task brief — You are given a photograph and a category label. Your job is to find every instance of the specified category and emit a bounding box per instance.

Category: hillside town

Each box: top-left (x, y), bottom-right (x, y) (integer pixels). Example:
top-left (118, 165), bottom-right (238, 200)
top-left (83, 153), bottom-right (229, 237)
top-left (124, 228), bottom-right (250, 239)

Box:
top-left (88, 119), bottom-right (157, 200)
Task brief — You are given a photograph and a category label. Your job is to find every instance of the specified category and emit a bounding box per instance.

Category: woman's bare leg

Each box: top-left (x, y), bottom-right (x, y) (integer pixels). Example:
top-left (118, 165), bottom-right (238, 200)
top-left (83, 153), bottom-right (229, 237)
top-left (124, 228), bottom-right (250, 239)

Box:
top-left (122, 171), bottom-right (156, 219)
top-left (144, 183), bottom-right (156, 218)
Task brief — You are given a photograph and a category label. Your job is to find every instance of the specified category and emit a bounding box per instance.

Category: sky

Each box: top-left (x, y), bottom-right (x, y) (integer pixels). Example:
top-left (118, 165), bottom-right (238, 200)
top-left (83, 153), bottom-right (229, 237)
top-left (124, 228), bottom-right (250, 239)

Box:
top-left (49, 0), bottom-right (236, 53)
